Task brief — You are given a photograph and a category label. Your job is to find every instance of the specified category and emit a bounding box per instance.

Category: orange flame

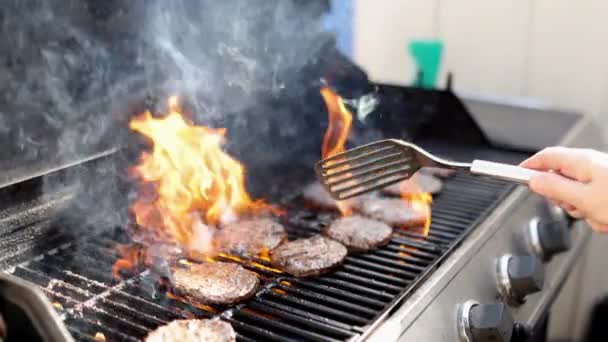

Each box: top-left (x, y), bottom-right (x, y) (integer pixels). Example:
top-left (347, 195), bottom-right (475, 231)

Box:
top-left (112, 244), bottom-right (150, 279)
top-left (320, 87), bottom-right (353, 159)
top-left (166, 292), bottom-right (219, 313)
top-left (320, 87), bottom-right (354, 216)
top-left (129, 96), bottom-right (278, 254)
top-left (401, 180), bottom-right (432, 236)
top-left (94, 332), bottom-right (106, 342)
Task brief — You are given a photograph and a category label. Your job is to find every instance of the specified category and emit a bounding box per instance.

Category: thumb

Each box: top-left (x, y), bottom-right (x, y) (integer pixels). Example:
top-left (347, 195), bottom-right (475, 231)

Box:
top-left (588, 219), bottom-right (608, 233)
top-left (529, 172), bottom-right (586, 208)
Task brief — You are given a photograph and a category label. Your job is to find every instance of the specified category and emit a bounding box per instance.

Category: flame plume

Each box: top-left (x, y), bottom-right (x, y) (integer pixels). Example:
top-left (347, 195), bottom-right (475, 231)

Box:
top-left (403, 192), bottom-right (432, 236)
top-left (320, 87), bottom-right (354, 216)
top-left (114, 96), bottom-right (278, 277)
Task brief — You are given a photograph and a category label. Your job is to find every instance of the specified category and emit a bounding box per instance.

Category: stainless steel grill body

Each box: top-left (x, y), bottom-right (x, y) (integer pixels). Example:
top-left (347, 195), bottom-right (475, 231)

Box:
top-left (365, 96), bottom-right (604, 341)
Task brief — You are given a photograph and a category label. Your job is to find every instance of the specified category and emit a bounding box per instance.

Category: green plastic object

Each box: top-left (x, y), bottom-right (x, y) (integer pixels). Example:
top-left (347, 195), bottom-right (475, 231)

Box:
top-left (409, 40), bottom-right (443, 88)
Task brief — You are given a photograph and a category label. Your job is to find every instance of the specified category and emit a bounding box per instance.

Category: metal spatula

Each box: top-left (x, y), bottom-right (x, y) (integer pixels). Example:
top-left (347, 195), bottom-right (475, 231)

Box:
top-left (315, 139), bottom-right (539, 200)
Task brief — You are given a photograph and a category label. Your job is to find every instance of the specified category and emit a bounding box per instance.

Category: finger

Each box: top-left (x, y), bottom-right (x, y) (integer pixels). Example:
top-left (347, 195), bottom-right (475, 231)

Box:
top-left (587, 219), bottom-right (608, 233)
top-left (560, 203), bottom-right (577, 212)
top-left (520, 147), bottom-right (592, 181)
top-left (551, 200), bottom-right (577, 212)
top-left (528, 172), bottom-right (587, 208)
top-left (549, 199), bottom-right (565, 210)
top-left (566, 209), bottom-right (584, 219)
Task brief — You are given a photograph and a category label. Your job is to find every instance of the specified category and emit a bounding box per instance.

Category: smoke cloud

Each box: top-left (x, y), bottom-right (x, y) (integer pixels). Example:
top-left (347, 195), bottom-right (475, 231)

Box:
top-left (0, 0), bottom-right (369, 230)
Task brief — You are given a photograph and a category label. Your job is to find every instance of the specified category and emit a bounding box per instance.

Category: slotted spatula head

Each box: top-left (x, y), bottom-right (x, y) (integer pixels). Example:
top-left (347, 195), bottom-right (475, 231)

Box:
top-left (315, 139), bottom-right (428, 200)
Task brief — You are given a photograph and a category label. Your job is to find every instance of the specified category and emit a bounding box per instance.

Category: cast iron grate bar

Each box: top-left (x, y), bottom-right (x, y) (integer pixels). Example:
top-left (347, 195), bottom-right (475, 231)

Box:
top-left (2, 173), bottom-right (513, 341)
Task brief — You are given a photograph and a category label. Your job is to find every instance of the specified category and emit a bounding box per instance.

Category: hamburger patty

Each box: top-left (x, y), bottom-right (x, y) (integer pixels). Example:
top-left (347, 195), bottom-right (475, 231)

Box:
top-left (145, 319), bottom-right (235, 342)
top-left (302, 182), bottom-right (340, 209)
top-left (323, 215), bottom-right (393, 252)
top-left (271, 235), bottom-right (347, 277)
top-left (172, 262), bottom-right (259, 305)
top-left (301, 182), bottom-right (360, 211)
top-left (382, 173), bottom-right (443, 196)
top-left (359, 197), bottom-right (427, 228)
top-left (215, 218), bottom-right (287, 257)
top-left (420, 166), bottom-right (456, 178)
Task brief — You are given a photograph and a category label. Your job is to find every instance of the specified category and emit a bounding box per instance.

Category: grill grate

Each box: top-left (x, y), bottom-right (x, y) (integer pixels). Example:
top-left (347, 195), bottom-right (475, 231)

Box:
top-left (4, 173), bottom-right (512, 341)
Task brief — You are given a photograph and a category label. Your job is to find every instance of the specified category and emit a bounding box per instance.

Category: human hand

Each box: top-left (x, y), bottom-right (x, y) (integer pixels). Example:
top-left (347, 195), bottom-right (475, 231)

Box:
top-left (520, 147), bottom-right (608, 232)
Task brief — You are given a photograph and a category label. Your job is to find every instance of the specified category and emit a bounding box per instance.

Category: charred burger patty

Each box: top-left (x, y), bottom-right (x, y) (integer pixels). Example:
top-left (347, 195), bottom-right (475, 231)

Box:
top-left (215, 218), bottom-right (287, 257)
top-left (271, 235), bottom-right (347, 277)
top-left (172, 262), bottom-right (259, 305)
top-left (145, 319), bottom-right (236, 342)
top-left (323, 215), bottom-right (393, 252)
top-left (382, 173), bottom-right (443, 196)
top-left (358, 197), bottom-right (427, 228)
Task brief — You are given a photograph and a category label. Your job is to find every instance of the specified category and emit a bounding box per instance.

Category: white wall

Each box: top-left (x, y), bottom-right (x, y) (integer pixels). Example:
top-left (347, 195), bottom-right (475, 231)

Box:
top-left (353, 1), bottom-right (608, 340)
top-left (353, 0), bottom-right (608, 129)
top-left (353, 0), bottom-right (439, 85)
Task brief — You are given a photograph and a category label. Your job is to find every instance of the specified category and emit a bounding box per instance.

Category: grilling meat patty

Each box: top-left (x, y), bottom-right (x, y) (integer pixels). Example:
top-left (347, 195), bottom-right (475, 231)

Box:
top-left (145, 319), bottom-right (236, 342)
top-left (420, 166), bottom-right (456, 178)
top-left (271, 235), bottom-right (347, 277)
top-left (359, 197), bottom-right (427, 228)
top-left (382, 173), bottom-right (443, 196)
top-left (172, 262), bottom-right (259, 305)
top-left (215, 218), bottom-right (287, 257)
top-left (302, 182), bottom-right (360, 211)
top-left (323, 215), bottom-right (393, 252)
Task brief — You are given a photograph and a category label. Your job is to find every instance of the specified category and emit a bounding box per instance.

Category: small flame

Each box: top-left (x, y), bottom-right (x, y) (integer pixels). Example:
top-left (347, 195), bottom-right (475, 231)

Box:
top-left (52, 302), bottom-right (63, 310)
top-left (177, 259), bottom-right (192, 267)
top-left (320, 87), bottom-right (354, 216)
top-left (320, 87), bottom-right (353, 159)
top-left (112, 244), bottom-right (149, 279)
top-left (401, 181), bottom-right (432, 236)
top-left (218, 253), bottom-right (283, 274)
top-left (166, 292), bottom-right (219, 313)
top-left (94, 332), bottom-right (106, 342)
top-left (259, 248), bottom-right (271, 262)
top-left (273, 288), bottom-right (288, 295)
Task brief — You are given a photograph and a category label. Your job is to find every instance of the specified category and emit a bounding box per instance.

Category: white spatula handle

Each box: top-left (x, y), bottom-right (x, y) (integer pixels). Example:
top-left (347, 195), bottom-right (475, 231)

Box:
top-left (470, 160), bottom-right (539, 184)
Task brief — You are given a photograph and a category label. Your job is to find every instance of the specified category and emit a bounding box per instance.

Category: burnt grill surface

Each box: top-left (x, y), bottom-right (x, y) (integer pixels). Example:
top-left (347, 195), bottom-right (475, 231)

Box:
top-left (2, 173), bottom-right (513, 342)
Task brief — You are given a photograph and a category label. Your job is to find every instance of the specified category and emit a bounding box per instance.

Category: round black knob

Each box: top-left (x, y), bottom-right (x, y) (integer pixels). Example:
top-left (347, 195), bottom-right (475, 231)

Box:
top-left (512, 323), bottom-right (532, 341)
top-left (528, 218), bottom-right (571, 261)
top-left (458, 301), bottom-right (514, 342)
top-left (497, 255), bottom-right (544, 303)
top-left (509, 255), bottom-right (544, 298)
top-left (469, 303), bottom-right (514, 342)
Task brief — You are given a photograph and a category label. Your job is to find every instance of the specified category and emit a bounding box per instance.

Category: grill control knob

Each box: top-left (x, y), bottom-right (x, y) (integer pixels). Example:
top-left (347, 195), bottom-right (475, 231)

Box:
top-left (496, 254), bottom-right (544, 304)
top-left (528, 217), bottom-right (571, 261)
top-left (458, 301), bottom-right (514, 342)
top-left (547, 203), bottom-right (574, 227)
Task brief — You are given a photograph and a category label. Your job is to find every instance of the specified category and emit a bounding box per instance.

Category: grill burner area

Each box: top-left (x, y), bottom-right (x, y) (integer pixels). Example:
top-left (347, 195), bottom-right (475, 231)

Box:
top-left (3, 173), bottom-right (513, 342)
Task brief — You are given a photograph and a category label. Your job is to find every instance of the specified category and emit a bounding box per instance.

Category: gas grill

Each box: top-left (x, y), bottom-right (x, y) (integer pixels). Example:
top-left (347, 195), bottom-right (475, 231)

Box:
top-left (0, 78), bottom-right (603, 342)
top-left (1, 152), bottom-right (515, 342)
